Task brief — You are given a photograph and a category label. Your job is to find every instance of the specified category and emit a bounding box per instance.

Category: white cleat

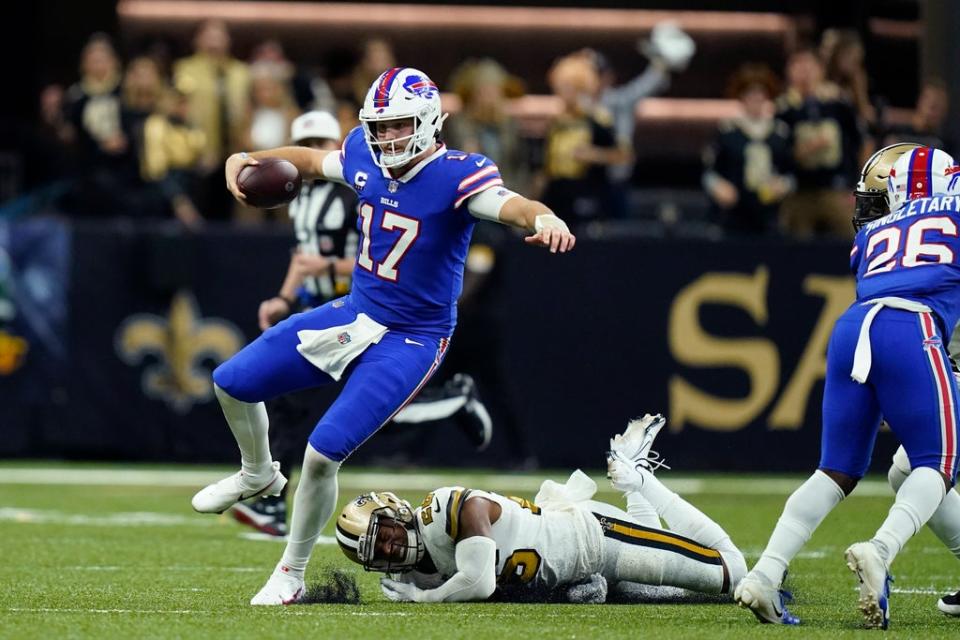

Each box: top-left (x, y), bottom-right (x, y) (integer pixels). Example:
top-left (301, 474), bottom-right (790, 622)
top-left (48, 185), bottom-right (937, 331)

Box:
top-left (734, 572), bottom-right (800, 625)
top-left (607, 454), bottom-right (648, 493)
top-left (610, 414), bottom-right (666, 461)
top-left (191, 461), bottom-right (287, 514)
top-left (250, 565), bottom-right (305, 606)
top-left (845, 541), bottom-right (892, 630)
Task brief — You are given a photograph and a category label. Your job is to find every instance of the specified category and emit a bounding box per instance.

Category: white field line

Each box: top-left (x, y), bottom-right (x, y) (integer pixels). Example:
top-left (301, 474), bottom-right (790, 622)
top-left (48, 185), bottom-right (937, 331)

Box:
top-left (0, 468), bottom-right (894, 497)
top-left (0, 507), bottom-right (217, 527)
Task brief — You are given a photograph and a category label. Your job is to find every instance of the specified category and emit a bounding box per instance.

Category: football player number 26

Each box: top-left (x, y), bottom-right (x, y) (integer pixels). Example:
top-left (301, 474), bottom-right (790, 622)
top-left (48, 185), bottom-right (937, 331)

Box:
top-left (865, 216), bottom-right (958, 276)
top-left (357, 203), bottom-right (419, 281)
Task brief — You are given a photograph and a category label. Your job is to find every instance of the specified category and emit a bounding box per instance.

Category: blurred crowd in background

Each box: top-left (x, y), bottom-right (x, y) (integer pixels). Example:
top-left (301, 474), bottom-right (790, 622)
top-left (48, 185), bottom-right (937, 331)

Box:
top-left (12, 17), bottom-right (954, 239)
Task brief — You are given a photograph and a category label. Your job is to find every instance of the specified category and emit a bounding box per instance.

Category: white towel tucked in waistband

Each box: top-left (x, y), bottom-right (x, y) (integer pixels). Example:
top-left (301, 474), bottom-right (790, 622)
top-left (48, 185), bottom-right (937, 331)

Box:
top-left (296, 312), bottom-right (388, 381)
top-left (851, 296), bottom-right (932, 383)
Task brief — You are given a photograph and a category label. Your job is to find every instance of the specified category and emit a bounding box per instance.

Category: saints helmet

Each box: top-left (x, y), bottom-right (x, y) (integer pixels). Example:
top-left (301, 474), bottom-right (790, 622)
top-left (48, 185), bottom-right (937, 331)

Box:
top-left (886, 145), bottom-right (959, 212)
top-left (336, 491), bottom-right (423, 572)
top-left (358, 67), bottom-right (447, 169)
top-left (853, 142), bottom-right (920, 231)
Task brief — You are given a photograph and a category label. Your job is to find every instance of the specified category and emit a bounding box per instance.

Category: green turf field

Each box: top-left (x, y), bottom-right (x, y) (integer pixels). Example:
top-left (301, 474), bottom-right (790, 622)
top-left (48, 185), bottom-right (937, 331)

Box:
top-left (1, 463), bottom-right (958, 639)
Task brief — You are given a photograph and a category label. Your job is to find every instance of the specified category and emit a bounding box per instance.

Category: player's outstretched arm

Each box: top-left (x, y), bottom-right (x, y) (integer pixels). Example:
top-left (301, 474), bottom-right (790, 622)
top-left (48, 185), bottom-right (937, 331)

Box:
top-left (224, 147), bottom-right (336, 202)
top-left (500, 195), bottom-right (576, 254)
top-left (380, 497), bottom-right (499, 603)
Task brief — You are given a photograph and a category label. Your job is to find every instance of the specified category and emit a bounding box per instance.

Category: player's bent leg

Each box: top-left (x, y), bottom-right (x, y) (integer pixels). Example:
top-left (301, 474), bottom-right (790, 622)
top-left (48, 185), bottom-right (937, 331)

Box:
top-left (307, 332), bottom-right (448, 461)
top-left (598, 517), bottom-right (732, 597)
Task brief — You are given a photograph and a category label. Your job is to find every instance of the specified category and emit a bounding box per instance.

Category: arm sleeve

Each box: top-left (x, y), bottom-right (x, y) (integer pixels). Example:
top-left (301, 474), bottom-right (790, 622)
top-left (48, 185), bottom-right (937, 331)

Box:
top-left (466, 186), bottom-right (521, 222)
top-left (413, 536), bottom-right (498, 603)
top-left (321, 152), bottom-right (348, 186)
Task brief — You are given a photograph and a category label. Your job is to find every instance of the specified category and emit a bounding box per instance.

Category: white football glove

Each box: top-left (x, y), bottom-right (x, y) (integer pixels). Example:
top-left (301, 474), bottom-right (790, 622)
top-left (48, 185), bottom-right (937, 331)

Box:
top-left (641, 21), bottom-right (696, 71)
top-left (380, 577), bottom-right (421, 602)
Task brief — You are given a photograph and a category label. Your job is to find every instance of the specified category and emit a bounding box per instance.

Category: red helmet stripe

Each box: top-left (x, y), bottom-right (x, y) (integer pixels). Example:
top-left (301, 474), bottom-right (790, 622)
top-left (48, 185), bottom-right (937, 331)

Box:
top-left (373, 67), bottom-right (403, 108)
top-left (908, 146), bottom-right (933, 199)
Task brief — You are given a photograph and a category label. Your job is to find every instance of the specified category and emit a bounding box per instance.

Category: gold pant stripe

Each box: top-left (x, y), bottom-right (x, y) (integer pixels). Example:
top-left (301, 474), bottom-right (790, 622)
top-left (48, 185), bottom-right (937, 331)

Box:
top-left (608, 521), bottom-right (721, 559)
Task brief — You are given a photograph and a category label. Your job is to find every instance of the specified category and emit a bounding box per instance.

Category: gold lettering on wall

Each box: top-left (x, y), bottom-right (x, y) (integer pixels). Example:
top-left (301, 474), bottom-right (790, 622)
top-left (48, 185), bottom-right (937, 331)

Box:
top-left (668, 267), bottom-right (779, 431)
top-left (769, 275), bottom-right (856, 429)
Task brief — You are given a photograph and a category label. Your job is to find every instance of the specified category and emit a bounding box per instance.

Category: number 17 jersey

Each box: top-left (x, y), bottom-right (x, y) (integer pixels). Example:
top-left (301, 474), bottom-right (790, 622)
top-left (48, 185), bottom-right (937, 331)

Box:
top-left (339, 126), bottom-right (503, 338)
top-left (852, 194), bottom-right (960, 332)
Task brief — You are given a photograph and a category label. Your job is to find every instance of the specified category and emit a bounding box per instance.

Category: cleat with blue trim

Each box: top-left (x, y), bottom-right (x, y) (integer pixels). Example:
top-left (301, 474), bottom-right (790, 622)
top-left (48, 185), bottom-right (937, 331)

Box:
top-left (845, 541), bottom-right (892, 630)
top-left (734, 571), bottom-right (801, 625)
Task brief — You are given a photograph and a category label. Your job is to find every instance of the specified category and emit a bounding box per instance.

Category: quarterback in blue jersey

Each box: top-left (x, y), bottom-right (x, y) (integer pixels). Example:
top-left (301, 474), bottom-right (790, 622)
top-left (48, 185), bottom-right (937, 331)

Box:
top-left (736, 145), bottom-right (960, 629)
top-left (191, 67), bottom-right (575, 605)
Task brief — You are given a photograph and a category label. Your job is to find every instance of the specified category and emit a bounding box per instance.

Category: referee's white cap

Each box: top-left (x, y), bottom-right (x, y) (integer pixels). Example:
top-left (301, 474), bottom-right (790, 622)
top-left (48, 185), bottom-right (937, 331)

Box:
top-left (290, 111), bottom-right (341, 143)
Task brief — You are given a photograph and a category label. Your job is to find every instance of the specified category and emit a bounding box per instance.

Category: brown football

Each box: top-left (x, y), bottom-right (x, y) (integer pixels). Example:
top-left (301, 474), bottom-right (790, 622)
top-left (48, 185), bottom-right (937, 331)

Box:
top-left (237, 157), bottom-right (302, 209)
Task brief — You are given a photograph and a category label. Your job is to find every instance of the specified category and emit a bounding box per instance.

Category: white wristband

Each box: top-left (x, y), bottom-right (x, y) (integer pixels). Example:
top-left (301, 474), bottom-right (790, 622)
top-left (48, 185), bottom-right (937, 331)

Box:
top-left (534, 213), bottom-right (569, 233)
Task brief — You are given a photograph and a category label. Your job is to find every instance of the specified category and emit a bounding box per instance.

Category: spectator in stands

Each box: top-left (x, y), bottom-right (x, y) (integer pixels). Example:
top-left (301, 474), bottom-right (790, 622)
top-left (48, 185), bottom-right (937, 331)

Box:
top-left (775, 48), bottom-right (861, 239)
top-left (821, 29), bottom-right (876, 131)
top-left (122, 57), bottom-right (206, 228)
top-left (703, 64), bottom-right (793, 236)
top-left (539, 53), bottom-right (630, 228)
top-left (882, 80), bottom-right (953, 155)
top-left (173, 19), bottom-right (250, 219)
top-left (250, 39), bottom-right (317, 112)
top-left (241, 62), bottom-right (301, 152)
top-left (445, 58), bottom-right (529, 193)
top-left (234, 61), bottom-right (302, 223)
top-left (61, 34), bottom-right (135, 215)
top-left (65, 34), bottom-right (126, 160)
top-left (585, 21), bottom-right (696, 218)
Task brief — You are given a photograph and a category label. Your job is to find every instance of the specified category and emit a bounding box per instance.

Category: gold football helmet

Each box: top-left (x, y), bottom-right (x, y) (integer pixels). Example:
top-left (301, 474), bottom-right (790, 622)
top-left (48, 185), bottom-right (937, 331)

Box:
top-left (853, 142), bottom-right (921, 230)
top-left (336, 491), bottom-right (423, 572)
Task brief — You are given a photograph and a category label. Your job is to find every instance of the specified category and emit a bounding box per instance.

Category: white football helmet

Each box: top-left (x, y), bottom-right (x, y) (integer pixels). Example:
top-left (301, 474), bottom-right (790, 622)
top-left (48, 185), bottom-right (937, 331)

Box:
top-left (359, 67), bottom-right (447, 169)
top-left (886, 146), bottom-right (959, 211)
top-left (336, 491), bottom-right (424, 572)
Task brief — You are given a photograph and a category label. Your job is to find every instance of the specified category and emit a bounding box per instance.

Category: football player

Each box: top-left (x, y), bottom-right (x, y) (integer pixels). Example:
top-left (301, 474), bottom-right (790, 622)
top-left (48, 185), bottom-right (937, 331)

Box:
top-left (736, 145), bottom-right (960, 629)
top-left (336, 415), bottom-right (747, 603)
top-left (852, 144), bottom-right (960, 619)
top-left (192, 67), bottom-right (575, 605)
top-left (233, 112), bottom-right (493, 539)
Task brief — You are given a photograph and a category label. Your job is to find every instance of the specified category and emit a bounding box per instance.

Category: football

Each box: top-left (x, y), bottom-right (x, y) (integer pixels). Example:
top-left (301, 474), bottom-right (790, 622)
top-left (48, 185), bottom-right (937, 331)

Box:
top-left (237, 158), bottom-right (302, 209)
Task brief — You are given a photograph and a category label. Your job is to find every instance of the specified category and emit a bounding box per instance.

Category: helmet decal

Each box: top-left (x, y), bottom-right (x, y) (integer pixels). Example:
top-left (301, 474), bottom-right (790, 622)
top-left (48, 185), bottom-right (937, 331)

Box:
top-left (402, 74), bottom-right (438, 99)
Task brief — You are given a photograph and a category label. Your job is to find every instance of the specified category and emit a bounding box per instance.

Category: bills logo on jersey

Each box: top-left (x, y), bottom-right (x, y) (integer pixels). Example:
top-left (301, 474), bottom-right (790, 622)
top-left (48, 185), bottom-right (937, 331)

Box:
top-left (403, 75), bottom-right (438, 99)
top-left (354, 171), bottom-right (368, 192)
top-left (337, 332), bottom-right (352, 345)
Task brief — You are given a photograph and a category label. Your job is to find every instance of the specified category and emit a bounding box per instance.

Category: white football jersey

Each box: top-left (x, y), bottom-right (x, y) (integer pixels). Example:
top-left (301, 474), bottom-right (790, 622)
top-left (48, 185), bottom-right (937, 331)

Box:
top-left (414, 486), bottom-right (603, 590)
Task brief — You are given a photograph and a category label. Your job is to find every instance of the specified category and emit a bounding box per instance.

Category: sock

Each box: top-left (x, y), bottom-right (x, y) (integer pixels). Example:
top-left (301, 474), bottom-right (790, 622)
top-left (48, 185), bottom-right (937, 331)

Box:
top-left (625, 491), bottom-right (660, 527)
top-left (873, 466), bottom-right (947, 566)
top-left (888, 449), bottom-right (960, 561)
top-left (634, 467), bottom-right (731, 550)
top-left (214, 383), bottom-right (272, 479)
top-left (279, 445), bottom-right (340, 575)
top-left (753, 470), bottom-right (845, 586)
top-left (633, 468), bottom-right (746, 588)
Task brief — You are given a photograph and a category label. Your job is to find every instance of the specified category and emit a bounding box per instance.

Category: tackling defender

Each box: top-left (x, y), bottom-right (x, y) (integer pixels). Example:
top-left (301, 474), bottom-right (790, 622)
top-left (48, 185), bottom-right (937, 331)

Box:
top-left (191, 67), bottom-right (575, 604)
top-left (337, 415), bottom-right (747, 603)
top-left (735, 145), bottom-right (960, 628)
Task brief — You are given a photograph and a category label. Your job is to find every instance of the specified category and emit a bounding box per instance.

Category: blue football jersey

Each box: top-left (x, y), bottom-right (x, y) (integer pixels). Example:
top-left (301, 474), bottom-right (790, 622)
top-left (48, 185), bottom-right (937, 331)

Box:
top-left (852, 194), bottom-right (960, 330)
top-left (339, 126), bottom-right (503, 336)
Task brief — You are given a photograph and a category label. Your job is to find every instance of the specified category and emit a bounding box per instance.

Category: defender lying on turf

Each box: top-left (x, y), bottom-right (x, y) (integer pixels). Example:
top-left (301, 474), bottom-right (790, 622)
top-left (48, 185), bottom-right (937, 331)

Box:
top-left (335, 415), bottom-right (746, 603)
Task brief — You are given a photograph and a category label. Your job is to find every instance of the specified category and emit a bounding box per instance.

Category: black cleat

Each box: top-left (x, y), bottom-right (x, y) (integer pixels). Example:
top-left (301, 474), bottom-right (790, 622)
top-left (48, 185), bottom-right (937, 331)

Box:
top-left (448, 374), bottom-right (493, 451)
top-left (231, 494), bottom-right (288, 537)
top-left (938, 589), bottom-right (960, 616)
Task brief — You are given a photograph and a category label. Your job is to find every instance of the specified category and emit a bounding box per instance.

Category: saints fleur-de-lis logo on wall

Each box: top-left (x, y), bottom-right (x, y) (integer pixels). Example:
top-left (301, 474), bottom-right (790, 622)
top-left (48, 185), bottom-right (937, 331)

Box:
top-left (115, 291), bottom-right (244, 413)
